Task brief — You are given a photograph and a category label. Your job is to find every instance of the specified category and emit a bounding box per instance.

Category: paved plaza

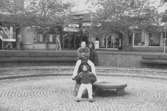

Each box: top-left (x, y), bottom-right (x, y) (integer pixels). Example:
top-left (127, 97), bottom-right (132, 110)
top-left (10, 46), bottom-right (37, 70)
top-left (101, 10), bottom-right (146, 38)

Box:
top-left (0, 76), bottom-right (166, 111)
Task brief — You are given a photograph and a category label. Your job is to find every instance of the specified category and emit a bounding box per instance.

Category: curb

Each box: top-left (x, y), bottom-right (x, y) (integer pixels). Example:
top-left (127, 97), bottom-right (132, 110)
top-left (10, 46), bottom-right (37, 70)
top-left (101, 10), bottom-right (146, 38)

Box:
top-left (0, 66), bottom-right (167, 80)
top-left (1, 66), bottom-right (167, 73)
top-left (0, 72), bottom-right (167, 81)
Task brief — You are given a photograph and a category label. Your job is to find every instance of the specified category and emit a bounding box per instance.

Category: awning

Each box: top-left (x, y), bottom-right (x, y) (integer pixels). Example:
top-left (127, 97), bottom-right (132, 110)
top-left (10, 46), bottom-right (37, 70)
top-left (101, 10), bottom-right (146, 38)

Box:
top-left (0, 35), bottom-right (16, 42)
top-left (63, 27), bottom-right (80, 32)
top-left (2, 38), bottom-right (16, 42)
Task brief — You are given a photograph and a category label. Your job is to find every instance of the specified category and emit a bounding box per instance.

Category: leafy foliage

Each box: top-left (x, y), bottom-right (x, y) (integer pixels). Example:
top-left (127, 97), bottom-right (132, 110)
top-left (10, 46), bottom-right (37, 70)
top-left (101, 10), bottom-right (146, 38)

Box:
top-left (86, 0), bottom-right (161, 37)
top-left (96, 0), bottom-right (159, 26)
top-left (25, 0), bottom-right (72, 24)
top-left (0, 0), bottom-right (72, 26)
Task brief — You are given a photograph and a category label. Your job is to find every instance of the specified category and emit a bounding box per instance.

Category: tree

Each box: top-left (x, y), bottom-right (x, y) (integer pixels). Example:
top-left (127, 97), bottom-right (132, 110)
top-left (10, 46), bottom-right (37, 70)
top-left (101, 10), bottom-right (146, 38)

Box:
top-left (93, 0), bottom-right (160, 25)
top-left (0, 0), bottom-right (72, 26)
top-left (0, 0), bottom-right (24, 14)
top-left (25, 0), bottom-right (72, 24)
top-left (87, 0), bottom-right (160, 49)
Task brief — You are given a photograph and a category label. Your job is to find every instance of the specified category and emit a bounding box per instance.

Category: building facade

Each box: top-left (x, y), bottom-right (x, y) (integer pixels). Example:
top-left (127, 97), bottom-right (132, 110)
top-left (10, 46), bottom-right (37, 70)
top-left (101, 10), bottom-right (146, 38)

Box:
top-left (20, 26), bottom-right (62, 50)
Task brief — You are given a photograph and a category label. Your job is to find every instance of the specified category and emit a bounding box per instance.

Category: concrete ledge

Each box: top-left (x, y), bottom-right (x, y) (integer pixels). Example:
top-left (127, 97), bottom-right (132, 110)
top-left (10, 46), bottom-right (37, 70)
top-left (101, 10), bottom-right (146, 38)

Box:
top-left (1, 50), bottom-right (167, 68)
top-left (0, 66), bottom-right (167, 80)
top-left (97, 50), bottom-right (167, 56)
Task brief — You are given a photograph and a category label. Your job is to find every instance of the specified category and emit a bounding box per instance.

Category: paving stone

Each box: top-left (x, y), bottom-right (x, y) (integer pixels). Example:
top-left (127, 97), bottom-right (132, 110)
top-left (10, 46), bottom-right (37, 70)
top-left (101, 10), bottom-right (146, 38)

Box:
top-left (0, 76), bottom-right (166, 111)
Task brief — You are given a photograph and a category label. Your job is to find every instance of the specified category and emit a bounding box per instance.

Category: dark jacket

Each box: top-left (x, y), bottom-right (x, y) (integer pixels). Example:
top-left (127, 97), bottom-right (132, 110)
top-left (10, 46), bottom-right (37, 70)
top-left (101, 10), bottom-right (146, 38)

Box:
top-left (89, 48), bottom-right (98, 65)
top-left (77, 71), bottom-right (96, 84)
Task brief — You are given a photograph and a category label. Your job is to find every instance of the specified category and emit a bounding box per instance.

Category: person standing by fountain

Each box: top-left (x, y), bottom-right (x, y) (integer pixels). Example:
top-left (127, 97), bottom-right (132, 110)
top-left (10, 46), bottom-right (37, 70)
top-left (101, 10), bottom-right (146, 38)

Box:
top-left (88, 42), bottom-right (98, 65)
top-left (72, 41), bottom-right (96, 96)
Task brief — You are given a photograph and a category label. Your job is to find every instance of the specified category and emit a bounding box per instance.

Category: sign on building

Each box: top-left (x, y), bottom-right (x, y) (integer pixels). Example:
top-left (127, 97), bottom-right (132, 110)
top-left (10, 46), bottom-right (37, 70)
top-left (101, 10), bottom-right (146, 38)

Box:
top-left (63, 27), bottom-right (80, 32)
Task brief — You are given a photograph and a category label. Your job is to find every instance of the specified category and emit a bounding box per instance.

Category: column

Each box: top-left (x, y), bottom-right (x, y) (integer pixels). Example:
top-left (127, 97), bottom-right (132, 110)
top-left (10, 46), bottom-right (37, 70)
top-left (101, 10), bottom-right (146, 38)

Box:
top-left (132, 32), bottom-right (135, 47)
top-left (9, 26), bottom-right (13, 39)
top-left (160, 32), bottom-right (164, 47)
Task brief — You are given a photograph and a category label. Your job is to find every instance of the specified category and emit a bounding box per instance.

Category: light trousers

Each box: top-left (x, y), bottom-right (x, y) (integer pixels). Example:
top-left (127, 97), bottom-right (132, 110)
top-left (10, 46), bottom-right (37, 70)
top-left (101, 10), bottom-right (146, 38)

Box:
top-left (77, 83), bottom-right (93, 99)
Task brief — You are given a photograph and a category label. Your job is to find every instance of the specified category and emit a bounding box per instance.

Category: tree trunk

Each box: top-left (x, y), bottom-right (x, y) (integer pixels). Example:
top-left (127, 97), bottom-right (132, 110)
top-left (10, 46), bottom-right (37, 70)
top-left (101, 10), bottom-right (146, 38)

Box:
top-left (119, 30), bottom-right (130, 51)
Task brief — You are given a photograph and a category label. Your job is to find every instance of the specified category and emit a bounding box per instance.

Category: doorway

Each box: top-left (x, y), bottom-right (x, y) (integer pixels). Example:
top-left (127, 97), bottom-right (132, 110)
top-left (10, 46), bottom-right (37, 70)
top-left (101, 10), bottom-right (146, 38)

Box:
top-left (62, 32), bottom-right (89, 50)
top-left (0, 39), bottom-right (2, 49)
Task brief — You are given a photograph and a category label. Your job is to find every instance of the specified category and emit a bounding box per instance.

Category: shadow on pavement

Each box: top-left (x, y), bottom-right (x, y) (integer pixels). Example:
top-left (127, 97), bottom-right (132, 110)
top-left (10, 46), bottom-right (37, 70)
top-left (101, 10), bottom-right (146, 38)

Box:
top-left (95, 90), bottom-right (129, 97)
top-left (81, 90), bottom-right (129, 98)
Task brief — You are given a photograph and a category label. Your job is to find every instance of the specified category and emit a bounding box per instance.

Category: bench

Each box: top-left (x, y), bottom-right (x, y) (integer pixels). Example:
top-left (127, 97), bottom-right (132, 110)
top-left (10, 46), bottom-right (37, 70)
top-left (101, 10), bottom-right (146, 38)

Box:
top-left (141, 55), bottom-right (167, 65)
top-left (93, 81), bottom-right (127, 96)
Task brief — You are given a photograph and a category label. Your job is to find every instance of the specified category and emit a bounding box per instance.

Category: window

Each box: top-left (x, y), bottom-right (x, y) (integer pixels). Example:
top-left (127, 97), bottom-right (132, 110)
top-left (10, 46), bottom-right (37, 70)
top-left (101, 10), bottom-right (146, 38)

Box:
top-left (39, 34), bottom-right (44, 42)
top-left (133, 32), bottom-right (145, 46)
top-left (48, 34), bottom-right (53, 43)
top-left (163, 32), bottom-right (167, 46)
top-left (133, 31), bottom-right (161, 47)
top-left (148, 33), bottom-right (160, 46)
top-left (99, 35), bottom-right (105, 48)
top-left (99, 33), bottom-right (120, 48)
top-left (33, 26), bottom-right (62, 44)
top-left (34, 33), bottom-right (44, 43)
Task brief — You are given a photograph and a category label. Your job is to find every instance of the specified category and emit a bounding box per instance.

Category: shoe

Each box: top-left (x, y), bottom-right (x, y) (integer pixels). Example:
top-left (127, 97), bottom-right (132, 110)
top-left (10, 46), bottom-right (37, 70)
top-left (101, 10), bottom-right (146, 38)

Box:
top-left (75, 98), bottom-right (81, 102)
top-left (88, 99), bottom-right (95, 103)
top-left (76, 99), bottom-right (80, 102)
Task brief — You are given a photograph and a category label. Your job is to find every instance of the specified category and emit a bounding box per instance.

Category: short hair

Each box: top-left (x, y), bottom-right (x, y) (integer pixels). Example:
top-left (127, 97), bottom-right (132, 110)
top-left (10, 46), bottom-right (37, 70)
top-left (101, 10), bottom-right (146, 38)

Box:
top-left (81, 41), bottom-right (86, 44)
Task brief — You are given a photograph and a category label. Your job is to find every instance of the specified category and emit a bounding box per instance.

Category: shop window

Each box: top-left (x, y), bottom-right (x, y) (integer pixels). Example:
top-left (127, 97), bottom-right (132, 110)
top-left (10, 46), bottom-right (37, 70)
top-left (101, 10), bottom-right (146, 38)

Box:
top-left (99, 33), bottom-right (120, 48)
top-left (99, 35), bottom-right (105, 48)
top-left (47, 34), bottom-right (61, 44)
top-left (34, 26), bottom-right (62, 44)
top-left (133, 32), bottom-right (145, 46)
top-left (35, 33), bottom-right (44, 43)
top-left (148, 33), bottom-right (160, 46)
top-left (39, 34), bottom-right (44, 43)
top-left (133, 31), bottom-right (161, 47)
top-left (35, 33), bottom-right (54, 43)
top-left (48, 34), bottom-right (53, 43)
top-left (163, 32), bottom-right (167, 46)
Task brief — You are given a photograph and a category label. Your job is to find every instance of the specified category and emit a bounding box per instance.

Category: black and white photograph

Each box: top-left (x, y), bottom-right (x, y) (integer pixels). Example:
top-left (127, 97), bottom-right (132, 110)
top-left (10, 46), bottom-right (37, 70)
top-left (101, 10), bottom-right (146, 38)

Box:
top-left (0, 0), bottom-right (167, 110)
